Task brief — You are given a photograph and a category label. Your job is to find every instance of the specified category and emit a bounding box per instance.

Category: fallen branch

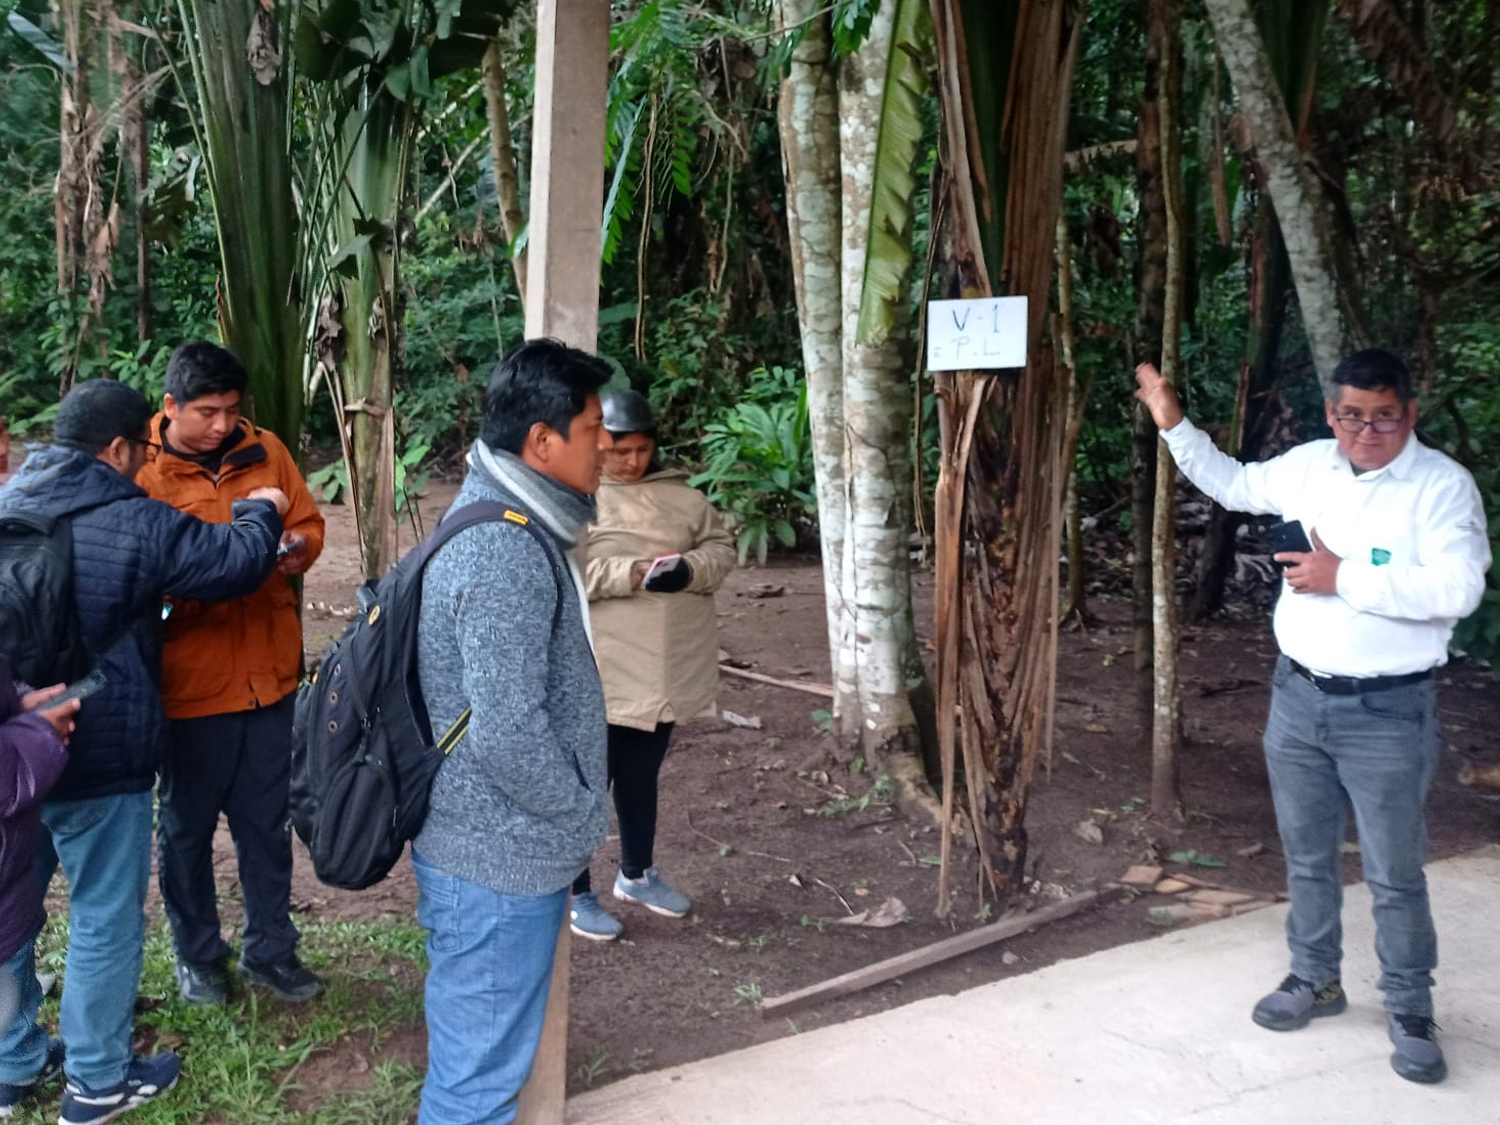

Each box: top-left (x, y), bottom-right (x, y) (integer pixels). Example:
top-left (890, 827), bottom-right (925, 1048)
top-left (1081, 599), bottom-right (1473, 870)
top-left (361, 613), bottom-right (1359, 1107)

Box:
top-left (760, 885), bottom-right (1124, 1018)
top-left (684, 811), bottom-right (792, 864)
top-left (813, 876), bottom-right (854, 916)
top-left (719, 665), bottom-right (835, 699)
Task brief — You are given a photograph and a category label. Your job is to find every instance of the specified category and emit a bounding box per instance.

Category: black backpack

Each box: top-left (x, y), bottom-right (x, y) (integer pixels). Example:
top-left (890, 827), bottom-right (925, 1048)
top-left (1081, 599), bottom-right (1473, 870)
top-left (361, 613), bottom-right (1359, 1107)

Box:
top-left (290, 500), bottom-right (566, 890)
top-left (0, 510), bottom-right (93, 686)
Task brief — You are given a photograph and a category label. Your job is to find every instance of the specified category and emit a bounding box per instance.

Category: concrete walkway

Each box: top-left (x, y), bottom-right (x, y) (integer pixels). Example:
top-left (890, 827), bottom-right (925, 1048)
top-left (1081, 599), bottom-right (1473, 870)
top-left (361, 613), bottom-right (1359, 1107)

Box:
top-left (568, 846), bottom-right (1500, 1124)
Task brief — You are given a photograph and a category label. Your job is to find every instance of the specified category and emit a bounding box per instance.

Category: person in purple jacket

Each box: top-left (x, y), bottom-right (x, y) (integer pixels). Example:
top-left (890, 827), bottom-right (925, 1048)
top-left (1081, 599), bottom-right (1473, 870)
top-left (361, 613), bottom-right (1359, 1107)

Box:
top-left (0, 655), bottom-right (79, 1118)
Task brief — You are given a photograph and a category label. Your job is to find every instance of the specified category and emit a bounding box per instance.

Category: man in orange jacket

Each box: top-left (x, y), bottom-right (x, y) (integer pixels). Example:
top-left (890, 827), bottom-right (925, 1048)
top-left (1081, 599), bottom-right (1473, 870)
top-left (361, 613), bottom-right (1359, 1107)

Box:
top-left (136, 341), bottom-right (326, 1005)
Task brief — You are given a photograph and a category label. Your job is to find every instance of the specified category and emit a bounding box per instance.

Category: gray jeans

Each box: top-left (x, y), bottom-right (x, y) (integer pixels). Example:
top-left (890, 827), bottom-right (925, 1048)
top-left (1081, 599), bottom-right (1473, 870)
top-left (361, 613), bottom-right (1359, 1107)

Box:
top-left (1262, 655), bottom-right (1441, 1017)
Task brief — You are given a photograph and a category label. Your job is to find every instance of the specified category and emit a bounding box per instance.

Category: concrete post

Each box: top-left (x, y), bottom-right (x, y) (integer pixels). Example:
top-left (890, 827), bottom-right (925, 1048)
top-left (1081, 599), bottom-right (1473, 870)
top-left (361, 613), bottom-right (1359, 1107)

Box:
top-left (515, 2), bottom-right (609, 1123)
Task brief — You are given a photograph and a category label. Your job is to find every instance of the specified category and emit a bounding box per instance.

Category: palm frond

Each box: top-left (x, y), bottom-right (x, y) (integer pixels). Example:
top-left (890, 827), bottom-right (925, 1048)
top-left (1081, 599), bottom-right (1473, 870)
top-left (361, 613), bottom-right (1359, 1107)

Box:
top-left (854, 0), bottom-right (933, 346)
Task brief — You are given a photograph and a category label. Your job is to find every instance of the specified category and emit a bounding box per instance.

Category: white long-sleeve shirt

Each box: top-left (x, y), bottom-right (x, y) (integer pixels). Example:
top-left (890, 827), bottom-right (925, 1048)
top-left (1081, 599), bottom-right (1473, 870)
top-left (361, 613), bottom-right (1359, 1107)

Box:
top-left (1161, 419), bottom-right (1491, 677)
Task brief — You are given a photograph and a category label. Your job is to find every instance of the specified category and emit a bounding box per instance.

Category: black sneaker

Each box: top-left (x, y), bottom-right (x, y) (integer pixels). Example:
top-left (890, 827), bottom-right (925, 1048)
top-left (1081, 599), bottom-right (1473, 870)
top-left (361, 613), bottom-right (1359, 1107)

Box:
top-left (237, 954), bottom-right (323, 1003)
top-left (0, 1036), bottom-right (64, 1118)
top-left (1251, 973), bottom-right (1347, 1031)
top-left (58, 1052), bottom-right (179, 1125)
top-left (1388, 1013), bottom-right (1446, 1084)
top-left (174, 958), bottom-right (229, 1005)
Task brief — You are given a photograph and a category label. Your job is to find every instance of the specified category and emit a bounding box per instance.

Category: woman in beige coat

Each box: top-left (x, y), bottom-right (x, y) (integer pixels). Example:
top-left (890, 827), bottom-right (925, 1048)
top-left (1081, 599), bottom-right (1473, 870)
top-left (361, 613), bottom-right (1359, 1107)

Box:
top-left (569, 390), bottom-right (736, 941)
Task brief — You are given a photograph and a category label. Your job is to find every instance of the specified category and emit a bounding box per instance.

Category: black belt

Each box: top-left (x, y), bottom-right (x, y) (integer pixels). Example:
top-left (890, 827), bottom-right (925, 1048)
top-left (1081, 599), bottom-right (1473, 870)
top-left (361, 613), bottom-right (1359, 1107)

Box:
top-left (1288, 659), bottom-right (1432, 696)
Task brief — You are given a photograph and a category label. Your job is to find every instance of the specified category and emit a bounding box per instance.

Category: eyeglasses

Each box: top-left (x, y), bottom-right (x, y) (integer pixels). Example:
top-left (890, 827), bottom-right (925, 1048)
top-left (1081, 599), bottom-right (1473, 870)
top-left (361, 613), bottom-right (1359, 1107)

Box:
top-left (1333, 414), bottom-right (1405, 435)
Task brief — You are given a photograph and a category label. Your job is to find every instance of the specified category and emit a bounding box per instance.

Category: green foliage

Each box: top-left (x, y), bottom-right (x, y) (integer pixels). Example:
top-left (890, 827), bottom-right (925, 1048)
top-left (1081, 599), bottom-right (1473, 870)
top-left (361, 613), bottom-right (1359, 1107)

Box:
top-left (20, 912), bottom-right (429, 1124)
top-left (688, 364), bottom-right (816, 565)
top-left (1423, 320), bottom-right (1500, 667)
top-left (855, 0), bottom-right (933, 347)
top-left (1168, 849), bottom-right (1226, 869)
top-left (829, 0), bottom-right (881, 57)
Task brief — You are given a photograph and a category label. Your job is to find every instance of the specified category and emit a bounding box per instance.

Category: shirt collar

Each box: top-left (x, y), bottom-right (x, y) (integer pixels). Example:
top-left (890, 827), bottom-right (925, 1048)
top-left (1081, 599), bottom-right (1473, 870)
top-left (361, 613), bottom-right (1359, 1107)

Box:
top-left (1326, 431), bottom-right (1418, 482)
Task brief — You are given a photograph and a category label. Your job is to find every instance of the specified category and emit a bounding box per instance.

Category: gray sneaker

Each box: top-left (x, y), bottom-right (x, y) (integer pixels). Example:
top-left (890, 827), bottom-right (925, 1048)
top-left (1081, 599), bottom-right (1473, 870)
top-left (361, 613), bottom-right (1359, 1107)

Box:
top-left (1251, 973), bottom-right (1347, 1031)
top-left (613, 866), bottom-right (691, 918)
top-left (1388, 1014), bottom-right (1446, 1084)
top-left (569, 893), bottom-right (623, 941)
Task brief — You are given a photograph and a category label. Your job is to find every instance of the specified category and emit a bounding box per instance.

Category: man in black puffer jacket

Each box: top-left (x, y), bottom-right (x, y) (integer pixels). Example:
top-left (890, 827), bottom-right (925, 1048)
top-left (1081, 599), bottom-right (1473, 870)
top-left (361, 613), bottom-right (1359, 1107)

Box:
top-left (0, 380), bottom-right (285, 1125)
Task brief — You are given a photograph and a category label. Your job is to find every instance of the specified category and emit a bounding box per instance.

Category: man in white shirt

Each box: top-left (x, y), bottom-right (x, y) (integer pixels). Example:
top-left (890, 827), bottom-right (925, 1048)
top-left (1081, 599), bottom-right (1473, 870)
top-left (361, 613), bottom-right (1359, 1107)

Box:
top-left (1135, 349), bottom-right (1490, 1085)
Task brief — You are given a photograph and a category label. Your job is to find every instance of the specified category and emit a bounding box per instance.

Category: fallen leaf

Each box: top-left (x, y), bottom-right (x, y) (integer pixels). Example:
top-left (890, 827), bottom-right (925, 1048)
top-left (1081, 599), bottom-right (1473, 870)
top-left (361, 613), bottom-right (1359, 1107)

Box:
top-left (746, 583), bottom-right (786, 599)
top-left (1083, 722), bottom-right (1109, 733)
top-left (1235, 841), bottom-right (1265, 859)
top-left (722, 710), bottom-right (763, 730)
top-left (832, 896), bottom-right (907, 928)
top-left (1074, 820), bottom-right (1105, 845)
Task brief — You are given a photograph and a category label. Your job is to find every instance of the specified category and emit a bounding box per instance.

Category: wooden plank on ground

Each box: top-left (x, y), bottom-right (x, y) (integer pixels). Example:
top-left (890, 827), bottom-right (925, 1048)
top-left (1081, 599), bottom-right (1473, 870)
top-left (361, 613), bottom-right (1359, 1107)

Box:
top-left (760, 885), bottom-right (1122, 1018)
top-left (719, 665), bottom-right (835, 698)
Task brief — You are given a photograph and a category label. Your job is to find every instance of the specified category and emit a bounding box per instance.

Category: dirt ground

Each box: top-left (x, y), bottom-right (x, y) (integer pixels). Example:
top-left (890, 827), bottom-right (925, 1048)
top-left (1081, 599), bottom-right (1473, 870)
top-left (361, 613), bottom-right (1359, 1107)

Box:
top-left (177, 482), bottom-right (1500, 1101)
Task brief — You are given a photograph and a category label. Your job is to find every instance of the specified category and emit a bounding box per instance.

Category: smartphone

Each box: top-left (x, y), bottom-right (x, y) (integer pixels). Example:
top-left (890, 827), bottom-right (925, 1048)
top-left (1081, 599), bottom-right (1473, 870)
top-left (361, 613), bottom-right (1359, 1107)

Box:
top-left (1266, 519), bottom-right (1313, 571)
top-left (27, 668), bottom-right (107, 712)
top-left (644, 553), bottom-right (683, 583)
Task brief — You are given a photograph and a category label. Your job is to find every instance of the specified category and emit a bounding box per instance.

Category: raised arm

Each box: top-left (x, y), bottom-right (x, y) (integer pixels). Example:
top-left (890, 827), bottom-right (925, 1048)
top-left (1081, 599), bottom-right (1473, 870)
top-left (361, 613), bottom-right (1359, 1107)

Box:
top-left (1135, 363), bottom-right (1296, 517)
top-left (154, 496), bottom-right (283, 601)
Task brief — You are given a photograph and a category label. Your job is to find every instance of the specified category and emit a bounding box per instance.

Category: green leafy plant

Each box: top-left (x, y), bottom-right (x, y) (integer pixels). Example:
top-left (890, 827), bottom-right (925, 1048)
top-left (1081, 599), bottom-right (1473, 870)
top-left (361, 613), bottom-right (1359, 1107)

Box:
top-left (819, 774), bottom-right (895, 817)
top-left (1168, 849), bottom-right (1227, 869)
top-left (689, 364), bottom-right (816, 565)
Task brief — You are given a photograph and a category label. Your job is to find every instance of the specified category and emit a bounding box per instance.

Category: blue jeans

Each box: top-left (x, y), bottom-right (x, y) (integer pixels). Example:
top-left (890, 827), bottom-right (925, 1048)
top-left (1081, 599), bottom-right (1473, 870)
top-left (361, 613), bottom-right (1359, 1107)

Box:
top-left (0, 937), bottom-right (49, 1084)
top-left (22, 792), bottom-right (152, 1090)
top-left (413, 852), bottom-right (567, 1125)
top-left (1263, 657), bottom-right (1441, 1016)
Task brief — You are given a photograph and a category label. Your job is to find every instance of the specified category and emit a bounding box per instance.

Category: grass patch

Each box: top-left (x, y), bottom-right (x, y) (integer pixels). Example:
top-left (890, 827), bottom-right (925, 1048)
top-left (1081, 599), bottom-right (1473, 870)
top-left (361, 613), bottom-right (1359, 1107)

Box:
top-left (8, 917), bottom-right (429, 1124)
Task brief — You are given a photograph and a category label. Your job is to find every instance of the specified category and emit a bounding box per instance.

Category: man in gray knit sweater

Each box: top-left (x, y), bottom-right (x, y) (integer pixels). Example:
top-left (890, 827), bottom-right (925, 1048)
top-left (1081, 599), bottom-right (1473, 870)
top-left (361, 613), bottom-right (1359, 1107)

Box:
top-left (412, 339), bottom-right (611, 1124)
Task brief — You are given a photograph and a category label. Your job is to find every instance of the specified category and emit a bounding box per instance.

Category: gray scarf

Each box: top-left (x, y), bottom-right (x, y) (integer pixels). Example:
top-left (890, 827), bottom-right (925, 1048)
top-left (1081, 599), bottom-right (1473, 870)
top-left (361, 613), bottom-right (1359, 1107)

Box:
top-left (466, 442), bottom-right (598, 652)
top-left (467, 442), bottom-right (596, 547)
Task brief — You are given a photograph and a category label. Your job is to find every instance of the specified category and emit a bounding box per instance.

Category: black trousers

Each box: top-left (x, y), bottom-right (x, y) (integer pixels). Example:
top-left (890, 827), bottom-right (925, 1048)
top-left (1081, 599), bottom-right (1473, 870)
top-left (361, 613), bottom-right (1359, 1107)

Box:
top-left (156, 695), bottom-right (298, 966)
top-left (573, 721), bottom-right (674, 894)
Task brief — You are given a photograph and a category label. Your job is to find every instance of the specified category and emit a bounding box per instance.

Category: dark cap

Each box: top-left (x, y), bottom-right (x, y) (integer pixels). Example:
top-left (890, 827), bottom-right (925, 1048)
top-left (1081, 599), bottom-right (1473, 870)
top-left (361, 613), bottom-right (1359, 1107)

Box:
top-left (600, 388), bottom-right (656, 435)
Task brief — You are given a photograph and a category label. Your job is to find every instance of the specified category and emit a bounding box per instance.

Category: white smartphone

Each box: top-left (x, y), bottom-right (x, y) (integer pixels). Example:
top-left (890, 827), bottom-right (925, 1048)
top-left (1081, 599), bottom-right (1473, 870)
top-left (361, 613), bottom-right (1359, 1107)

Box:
top-left (644, 553), bottom-right (683, 583)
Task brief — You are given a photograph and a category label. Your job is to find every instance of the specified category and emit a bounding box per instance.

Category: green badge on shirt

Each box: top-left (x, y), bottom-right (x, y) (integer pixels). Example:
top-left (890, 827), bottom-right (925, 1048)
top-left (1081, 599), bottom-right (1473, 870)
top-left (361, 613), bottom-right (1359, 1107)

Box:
top-left (1371, 547), bottom-right (1391, 566)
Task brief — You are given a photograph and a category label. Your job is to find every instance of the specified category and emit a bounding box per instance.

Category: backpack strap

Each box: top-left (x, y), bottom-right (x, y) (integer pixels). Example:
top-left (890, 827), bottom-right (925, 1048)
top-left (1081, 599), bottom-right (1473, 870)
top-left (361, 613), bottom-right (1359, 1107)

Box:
top-left (419, 500), bottom-right (572, 756)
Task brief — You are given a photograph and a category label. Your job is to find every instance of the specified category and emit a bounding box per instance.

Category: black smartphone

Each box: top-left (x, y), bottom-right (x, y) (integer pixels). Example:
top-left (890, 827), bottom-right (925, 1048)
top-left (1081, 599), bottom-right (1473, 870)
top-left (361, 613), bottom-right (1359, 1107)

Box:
top-left (1266, 519), bottom-right (1313, 571)
top-left (27, 668), bottom-right (107, 711)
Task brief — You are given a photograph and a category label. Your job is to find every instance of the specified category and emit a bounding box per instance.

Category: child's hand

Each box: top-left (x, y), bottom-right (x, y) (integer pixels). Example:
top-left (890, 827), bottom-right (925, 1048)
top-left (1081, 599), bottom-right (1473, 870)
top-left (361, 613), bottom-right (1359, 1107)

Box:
top-left (20, 685), bottom-right (81, 743)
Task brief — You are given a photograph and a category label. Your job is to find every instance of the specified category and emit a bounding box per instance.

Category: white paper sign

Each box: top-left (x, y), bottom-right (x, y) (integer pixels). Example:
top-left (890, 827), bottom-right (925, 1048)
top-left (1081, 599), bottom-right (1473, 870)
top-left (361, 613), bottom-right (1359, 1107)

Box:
top-left (925, 296), bottom-right (1029, 371)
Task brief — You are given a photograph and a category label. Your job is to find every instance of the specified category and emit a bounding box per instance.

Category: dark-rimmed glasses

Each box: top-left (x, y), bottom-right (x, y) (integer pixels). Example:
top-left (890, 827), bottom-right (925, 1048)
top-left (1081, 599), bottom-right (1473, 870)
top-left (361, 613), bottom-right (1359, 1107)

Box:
top-left (1333, 414), bottom-right (1404, 435)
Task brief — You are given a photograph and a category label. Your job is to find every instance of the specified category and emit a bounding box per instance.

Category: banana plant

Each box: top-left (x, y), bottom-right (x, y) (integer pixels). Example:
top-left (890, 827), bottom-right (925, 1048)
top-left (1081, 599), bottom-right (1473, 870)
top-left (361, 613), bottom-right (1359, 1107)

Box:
top-left (164, 0), bottom-right (305, 444)
top-left (294, 0), bottom-right (516, 578)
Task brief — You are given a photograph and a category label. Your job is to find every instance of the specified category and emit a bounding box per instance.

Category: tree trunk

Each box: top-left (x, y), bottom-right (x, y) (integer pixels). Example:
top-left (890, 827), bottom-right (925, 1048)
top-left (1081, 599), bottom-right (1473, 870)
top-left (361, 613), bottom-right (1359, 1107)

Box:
top-left (1132, 0), bottom-right (1168, 715)
top-left (107, 2), bottom-right (151, 344)
top-left (338, 99), bottom-right (412, 580)
top-left (1204, 0), bottom-right (1362, 392)
top-left (483, 40), bottom-right (529, 304)
top-left (930, 0), bottom-right (1083, 901)
top-left (1150, 0), bottom-right (1185, 822)
top-left (1055, 214), bottom-right (1091, 623)
top-left (775, 0), bottom-right (856, 723)
top-left (838, 3), bottom-right (923, 769)
top-left (53, 0), bottom-right (94, 394)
